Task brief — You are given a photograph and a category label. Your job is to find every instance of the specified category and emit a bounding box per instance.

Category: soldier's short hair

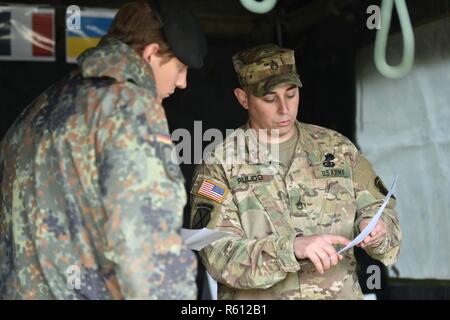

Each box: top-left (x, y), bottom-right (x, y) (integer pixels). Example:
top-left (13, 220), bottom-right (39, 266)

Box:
top-left (108, 0), bottom-right (172, 61)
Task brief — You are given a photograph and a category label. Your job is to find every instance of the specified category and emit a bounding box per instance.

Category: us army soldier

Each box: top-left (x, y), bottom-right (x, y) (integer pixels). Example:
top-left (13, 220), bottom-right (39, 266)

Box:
top-left (190, 44), bottom-right (401, 300)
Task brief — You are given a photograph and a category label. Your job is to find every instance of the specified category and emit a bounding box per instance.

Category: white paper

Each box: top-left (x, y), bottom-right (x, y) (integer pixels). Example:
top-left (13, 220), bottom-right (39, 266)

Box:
top-left (206, 273), bottom-right (218, 300)
top-left (181, 228), bottom-right (234, 251)
top-left (336, 175), bottom-right (398, 255)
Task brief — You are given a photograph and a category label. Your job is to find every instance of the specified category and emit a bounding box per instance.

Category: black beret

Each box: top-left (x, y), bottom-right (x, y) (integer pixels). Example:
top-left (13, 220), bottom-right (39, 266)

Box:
top-left (150, 0), bottom-right (207, 69)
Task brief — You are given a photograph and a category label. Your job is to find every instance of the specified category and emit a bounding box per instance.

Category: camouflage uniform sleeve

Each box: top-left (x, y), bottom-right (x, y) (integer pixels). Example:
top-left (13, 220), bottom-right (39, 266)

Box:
top-left (96, 99), bottom-right (197, 299)
top-left (190, 163), bottom-right (300, 290)
top-left (353, 153), bottom-right (402, 266)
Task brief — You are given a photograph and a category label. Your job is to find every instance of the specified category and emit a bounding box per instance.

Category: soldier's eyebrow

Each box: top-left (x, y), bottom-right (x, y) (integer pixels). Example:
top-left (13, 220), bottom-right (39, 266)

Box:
top-left (285, 85), bottom-right (297, 92)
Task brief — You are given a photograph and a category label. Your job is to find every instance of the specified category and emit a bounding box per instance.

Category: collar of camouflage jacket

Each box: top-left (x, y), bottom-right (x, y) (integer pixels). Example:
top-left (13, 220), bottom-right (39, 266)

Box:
top-left (77, 36), bottom-right (157, 96)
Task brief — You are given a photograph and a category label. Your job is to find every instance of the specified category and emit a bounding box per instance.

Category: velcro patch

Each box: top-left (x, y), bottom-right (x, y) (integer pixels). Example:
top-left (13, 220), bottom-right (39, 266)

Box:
top-left (237, 174), bottom-right (273, 184)
top-left (314, 167), bottom-right (351, 179)
top-left (152, 133), bottom-right (182, 181)
top-left (196, 179), bottom-right (228, 204)
top-left (192, 202), bottom-right (214, 229)
top-left (375, 176), bottom-right (396, 199)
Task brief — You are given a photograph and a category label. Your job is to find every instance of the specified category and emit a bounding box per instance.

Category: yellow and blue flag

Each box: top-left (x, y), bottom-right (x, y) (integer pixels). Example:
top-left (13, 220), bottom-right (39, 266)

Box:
top-left (66, 9), bottom-right (117, 63)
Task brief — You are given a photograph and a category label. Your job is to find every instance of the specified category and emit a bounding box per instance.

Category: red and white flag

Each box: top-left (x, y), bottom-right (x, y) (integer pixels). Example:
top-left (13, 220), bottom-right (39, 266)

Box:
top-left (0, 6), bottom-right (55, 61)
top-left (197, 180), bottom-right (226, 203)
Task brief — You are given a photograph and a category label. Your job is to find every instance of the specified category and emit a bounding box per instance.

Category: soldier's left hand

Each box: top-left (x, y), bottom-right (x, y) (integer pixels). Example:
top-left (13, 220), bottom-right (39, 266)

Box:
top-left (357, 218), bottom-right (387, 248)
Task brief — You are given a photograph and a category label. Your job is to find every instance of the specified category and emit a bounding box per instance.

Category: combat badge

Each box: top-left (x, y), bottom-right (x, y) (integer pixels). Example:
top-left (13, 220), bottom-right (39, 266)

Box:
top-left (323, 153), bottom-right (336, 168)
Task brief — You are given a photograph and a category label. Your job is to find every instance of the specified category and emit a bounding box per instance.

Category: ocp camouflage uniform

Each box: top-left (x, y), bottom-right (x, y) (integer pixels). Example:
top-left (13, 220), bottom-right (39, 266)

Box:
top-left (190, 121), bottom-right (401, 300)
top-left (0, 36), bottom-right (197, 299)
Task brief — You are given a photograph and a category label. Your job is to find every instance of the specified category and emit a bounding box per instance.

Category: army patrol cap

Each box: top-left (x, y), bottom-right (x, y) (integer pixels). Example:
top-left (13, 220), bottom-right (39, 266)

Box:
top-left (232, 44), bottom-right (302, 97)
top-left (149, 0), bottom-right (207, 68)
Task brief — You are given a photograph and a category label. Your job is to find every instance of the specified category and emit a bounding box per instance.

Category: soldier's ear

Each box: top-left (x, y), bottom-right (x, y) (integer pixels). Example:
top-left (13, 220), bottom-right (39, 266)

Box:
top-left (234, 88), bottom-right (249, 110)
top-left (142, 43), bottom-right (160, 64)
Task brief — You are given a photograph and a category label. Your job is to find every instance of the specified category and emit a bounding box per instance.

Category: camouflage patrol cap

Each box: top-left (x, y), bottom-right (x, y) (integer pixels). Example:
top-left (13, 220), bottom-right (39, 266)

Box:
top-left (232, 44), bottom-right (302, 97)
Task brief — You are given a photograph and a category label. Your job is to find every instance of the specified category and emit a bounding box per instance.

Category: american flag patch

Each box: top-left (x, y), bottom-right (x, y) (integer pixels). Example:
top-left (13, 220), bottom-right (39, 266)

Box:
top-left (197, 179), bottom-right (227, 203)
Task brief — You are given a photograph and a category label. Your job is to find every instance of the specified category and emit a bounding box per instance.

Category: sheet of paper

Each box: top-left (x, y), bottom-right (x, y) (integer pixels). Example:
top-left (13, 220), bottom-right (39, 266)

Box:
top-left (181, 228), bottom-right (234, 251)
top-left (336, 175), bottom-right (398, 255)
